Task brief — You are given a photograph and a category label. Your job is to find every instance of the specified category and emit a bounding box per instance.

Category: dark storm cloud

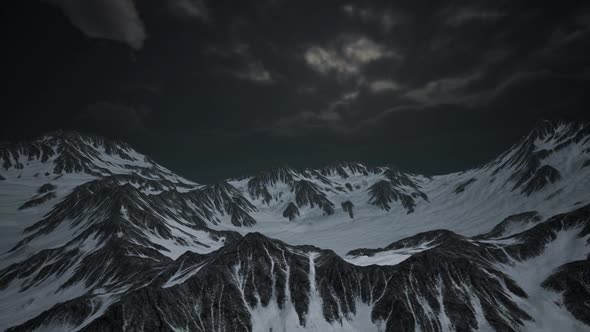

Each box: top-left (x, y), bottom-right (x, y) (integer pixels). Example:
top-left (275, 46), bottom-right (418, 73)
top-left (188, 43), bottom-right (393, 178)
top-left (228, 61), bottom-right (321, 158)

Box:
top-left (204, 42), bottom-right (276, 84)
top-left (340, 3), bottom-right (398, 32)
top-left (5, 0), bottom-right (590, 182)
top-left (443, 7), bottom-right (506, 27)
top-left (46, 0), bottom-right (147, 49)
top-left (167, 0), bottom-right (210, 22)
top-left (47, 0), bottom-right (209, 49)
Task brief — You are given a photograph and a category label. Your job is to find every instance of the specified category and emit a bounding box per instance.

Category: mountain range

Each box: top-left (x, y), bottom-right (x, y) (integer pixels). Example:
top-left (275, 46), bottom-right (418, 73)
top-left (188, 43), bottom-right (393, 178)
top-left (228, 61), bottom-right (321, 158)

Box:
top-left (1, 120), bottom-right (590, 331)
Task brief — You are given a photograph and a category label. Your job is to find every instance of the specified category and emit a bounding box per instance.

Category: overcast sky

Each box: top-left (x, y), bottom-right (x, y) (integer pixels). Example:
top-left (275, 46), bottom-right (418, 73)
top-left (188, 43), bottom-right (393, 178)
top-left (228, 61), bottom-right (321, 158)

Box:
top-left (4, 0), bottom-right (590, 182)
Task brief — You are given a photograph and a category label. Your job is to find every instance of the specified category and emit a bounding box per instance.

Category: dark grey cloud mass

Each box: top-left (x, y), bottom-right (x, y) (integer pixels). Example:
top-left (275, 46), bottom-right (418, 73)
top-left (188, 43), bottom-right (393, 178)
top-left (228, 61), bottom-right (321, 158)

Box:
top-left (3, 0), bottom-right (590, 182)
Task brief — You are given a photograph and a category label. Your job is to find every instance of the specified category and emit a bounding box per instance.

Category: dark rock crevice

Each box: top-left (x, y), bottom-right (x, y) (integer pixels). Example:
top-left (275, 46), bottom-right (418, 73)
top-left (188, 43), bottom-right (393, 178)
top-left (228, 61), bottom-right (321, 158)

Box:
top-left (283, 202), bottom-right (300, 221)
top-left (341, 200), bottom-right (354, 218)
top-left (368, 180), bottom-right (418, 213)
top-left (293, 180), bottom-right (335, 216)
top-left (453, 178), bottom-right (476, 194)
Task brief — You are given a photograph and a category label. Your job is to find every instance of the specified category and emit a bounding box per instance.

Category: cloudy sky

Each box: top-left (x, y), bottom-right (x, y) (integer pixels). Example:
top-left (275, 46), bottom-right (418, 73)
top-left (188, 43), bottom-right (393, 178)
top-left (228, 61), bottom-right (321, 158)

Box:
top-left (4, 0), bottom-right (590, 182)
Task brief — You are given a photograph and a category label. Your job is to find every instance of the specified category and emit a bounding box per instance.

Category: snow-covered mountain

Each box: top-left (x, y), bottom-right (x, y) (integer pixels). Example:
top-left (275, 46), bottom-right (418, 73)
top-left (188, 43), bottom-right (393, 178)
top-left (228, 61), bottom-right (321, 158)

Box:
top-left (1, 121), bottom-right (590, 331)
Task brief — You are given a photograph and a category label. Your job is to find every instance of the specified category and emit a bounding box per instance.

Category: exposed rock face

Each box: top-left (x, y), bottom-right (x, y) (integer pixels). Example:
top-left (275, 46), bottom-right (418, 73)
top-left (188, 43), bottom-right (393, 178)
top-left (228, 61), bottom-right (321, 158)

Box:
top-left (37, 183), bottom-right (56, 193)
top-left (368, 180), bottom-right (422, 213)
top-left (521, 165), bottom-right (561, 196)
top-left (341, 200), bottom-right (354, 218)
top-left (0, 131), bottom-right (190, 183)
top-left (247, 166), bottom-right (296, 203)
top-left (5, 176), bottom-right (249, 276)
top-left (366, 168), bottom-right (429, 214)
top-left (308, 170), bottom-right (339, 187)
top-left (347, 229), bottom-right (454, 257)
top-left (320, 161), bottom-right (375, 178)
top-left (196, 181), bottom-right (258, 226)
top-left (283, 202), bottom-right (300, 221)
top-left (542, 258), bottom-right (590, 326)
top-left (1, 132), bottom-right (125, 176)
top-left (17, 183), bottom-right (59, 210)
top-left (18, 192), bottom-right (57, 210)
top-left (383, 168), bottom-right (420, 189)
top-left (293, 180), bottom-right (335, 215)
top-left (453, 178), bottom-right (476, 193)
top-left (0, 140), bottom-right (55, 170)
top-left (488, 120), bottom-right (588, 195)
top-left (475, 211), bottom-right (541, 239)
top-left (501, 204), bottom-right (590, 262)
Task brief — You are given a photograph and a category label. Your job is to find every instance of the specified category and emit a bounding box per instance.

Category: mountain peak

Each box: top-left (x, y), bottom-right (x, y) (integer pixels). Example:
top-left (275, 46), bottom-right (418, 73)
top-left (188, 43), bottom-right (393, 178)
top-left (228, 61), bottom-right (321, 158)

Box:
top-left (319, 160), bottom-right (376, 178)
top-left (527, 119), bottom-right (588, 143)
top-left (482, 120), bottom-right (590, 196)
top-left (0, 130), bottom-right (189, 184)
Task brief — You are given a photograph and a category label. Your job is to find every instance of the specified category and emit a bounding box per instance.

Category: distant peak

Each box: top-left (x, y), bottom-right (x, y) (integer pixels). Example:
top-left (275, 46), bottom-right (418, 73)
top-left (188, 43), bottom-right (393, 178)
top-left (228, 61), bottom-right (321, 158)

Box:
top-left (320, 160), bottom-right (377, 178)
top-left (528, 119), bottom-right (588, 141)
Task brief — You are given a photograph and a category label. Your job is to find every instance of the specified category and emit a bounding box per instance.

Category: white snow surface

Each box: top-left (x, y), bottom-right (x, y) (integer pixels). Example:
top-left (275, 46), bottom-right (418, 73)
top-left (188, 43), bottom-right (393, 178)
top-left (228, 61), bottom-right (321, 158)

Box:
top-left (344, 242), bottom-right (434, 266)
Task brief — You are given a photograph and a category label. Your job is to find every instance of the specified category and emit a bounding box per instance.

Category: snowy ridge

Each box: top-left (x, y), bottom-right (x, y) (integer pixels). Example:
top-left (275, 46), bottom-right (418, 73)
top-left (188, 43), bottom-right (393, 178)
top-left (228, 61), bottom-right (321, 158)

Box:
top-left (9, 205), bottom-right (590, 331)
top-left (0, 120), bottom-right (590, 331)
top-left (217, 121), bottom-right (590, 256)
top-left (485, 120), bottom-right (590, 194)
top-left (0, 130), bottom-right (194, 186)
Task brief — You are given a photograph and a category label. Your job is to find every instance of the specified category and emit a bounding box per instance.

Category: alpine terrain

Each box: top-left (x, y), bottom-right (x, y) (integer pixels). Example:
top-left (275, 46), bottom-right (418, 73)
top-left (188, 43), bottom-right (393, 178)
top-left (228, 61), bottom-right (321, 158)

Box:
top-left (1, 120), bottom-right (590, 332)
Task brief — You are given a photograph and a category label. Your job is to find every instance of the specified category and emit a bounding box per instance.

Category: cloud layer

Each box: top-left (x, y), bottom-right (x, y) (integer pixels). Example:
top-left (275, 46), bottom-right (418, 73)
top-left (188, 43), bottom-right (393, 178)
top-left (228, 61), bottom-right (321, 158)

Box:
top-left (8, 0), bottom-right (590, 181)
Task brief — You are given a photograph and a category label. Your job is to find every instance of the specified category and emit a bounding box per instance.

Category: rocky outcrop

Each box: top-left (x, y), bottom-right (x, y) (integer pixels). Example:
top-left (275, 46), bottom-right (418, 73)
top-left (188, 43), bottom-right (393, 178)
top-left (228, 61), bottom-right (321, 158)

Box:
top-left (283, 202), bottom-right (300, 221)
top-left (475, 211), bottom-right (541, 239)
top-left (293, 180), bottom-right (335, 215)
top-left (368, 180), bottom-right (419, 213)
top-left (488, 121), bottom-right (589, 195)
top-left (9, 176), bottom-right (240, 255)
top-left (18, 182), bottom-right (59, 210)
top-left (18, 192), bottom-right (57, 210)
top-left (383, 168), bottom-right (420, 188)
top-left (246, 166), bottom-right (296, 204)
top-left (320, 161), bottom-right (374, 178)
top-left (453, 178), bottom-right (476, 193)
top-left (521, 165), bottom-right (561, 196)
top-left (0, 131), bottom-right (188, 183)
top-left (341, 200), bottom-right (354, 218)
top-left (195, 181), bottom-right (257, 226)
top-left (542, 258), bottom-right (590, 326)
top-left (0, 141), bottom-right (55, 170)
top-left (37, 183), bottom-right (56, 193)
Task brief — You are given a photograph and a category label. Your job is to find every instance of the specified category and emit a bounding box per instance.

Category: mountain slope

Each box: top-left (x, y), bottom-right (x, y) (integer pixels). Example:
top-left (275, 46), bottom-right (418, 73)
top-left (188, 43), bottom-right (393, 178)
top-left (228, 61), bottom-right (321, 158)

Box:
top-left (222, 120), bottom-right (590, 255)
top-left (6, 204), bottom-right (590, 332)
top-left (1, 120), bottom-right (590, 331)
